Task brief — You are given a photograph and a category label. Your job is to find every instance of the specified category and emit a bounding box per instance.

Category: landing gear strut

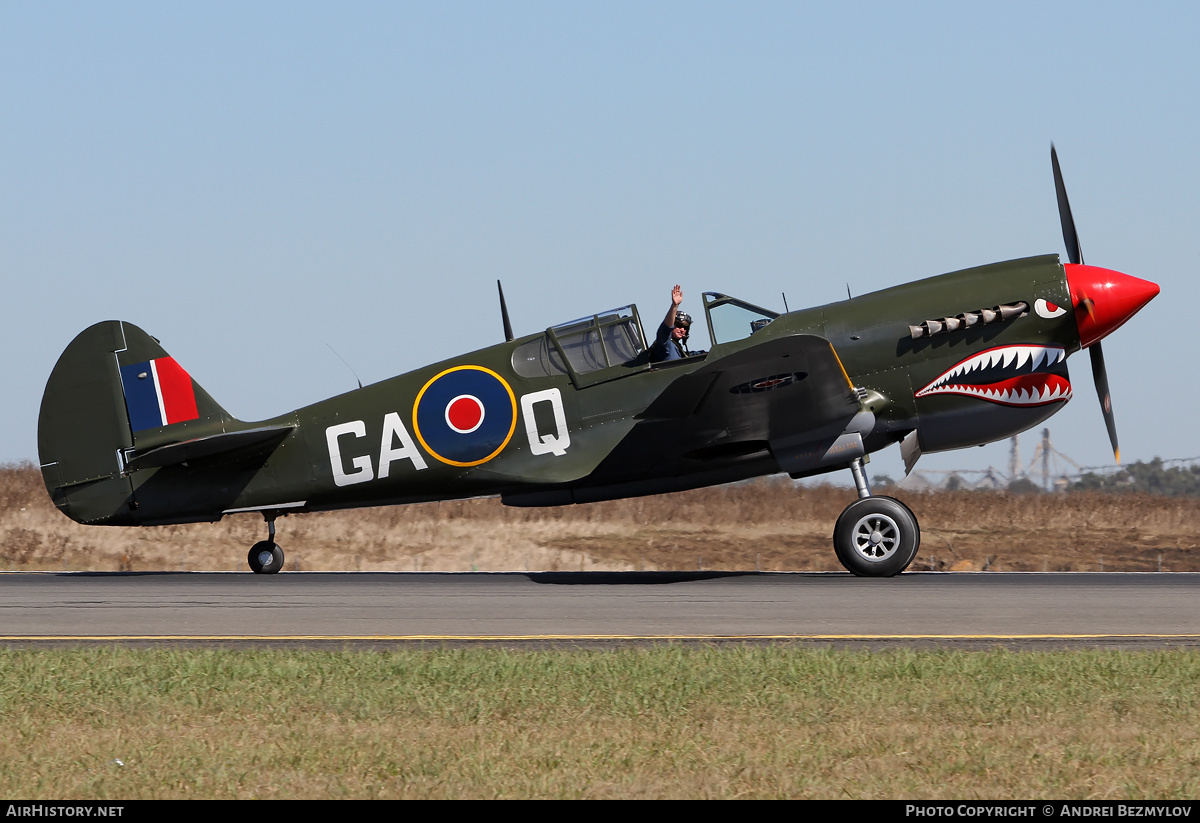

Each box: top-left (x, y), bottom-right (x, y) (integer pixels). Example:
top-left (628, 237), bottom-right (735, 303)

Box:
top-left (833, 457), bottom-right (920, 577)
top-left (247, 515), bottom-right (285, 574)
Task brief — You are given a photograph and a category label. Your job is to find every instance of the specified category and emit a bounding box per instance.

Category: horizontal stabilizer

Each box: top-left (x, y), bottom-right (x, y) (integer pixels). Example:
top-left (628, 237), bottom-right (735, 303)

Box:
top-left (124, 425), bottom-right (296, 471)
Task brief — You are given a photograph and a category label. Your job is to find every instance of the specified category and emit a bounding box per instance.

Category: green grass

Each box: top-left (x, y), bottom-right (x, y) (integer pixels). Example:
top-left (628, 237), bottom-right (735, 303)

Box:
top-left (2, 647), bottom-right (1198, 798)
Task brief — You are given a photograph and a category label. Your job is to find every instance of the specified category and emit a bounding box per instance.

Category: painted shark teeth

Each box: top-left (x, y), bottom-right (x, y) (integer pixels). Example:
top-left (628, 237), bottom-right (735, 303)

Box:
top-left (914, 344), bottom-right (1071, 407)
top-left (915, 377), bottom-right (1072, 406)
top-left (918, 345), bottom-right (1065, 391)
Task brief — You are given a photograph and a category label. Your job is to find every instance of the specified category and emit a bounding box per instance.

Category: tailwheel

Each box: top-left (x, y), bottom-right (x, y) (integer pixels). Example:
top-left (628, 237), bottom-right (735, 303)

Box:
top-left (248, 541), bottom-right (284, 574)
top-left (833, 496), bottom-right (920, 577)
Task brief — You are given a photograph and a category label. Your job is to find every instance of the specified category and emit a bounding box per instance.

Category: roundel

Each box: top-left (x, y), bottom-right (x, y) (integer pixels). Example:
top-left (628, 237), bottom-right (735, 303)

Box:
top-left (412, 366), bottom-right (516, 466)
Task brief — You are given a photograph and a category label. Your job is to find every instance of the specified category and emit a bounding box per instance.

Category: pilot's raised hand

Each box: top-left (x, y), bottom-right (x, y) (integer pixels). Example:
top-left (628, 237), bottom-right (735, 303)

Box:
top-left (672, 284), bottom-right (683, 307)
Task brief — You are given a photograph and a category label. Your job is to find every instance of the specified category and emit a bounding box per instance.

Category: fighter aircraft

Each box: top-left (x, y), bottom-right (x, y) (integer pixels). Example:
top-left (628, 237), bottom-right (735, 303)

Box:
top-left (37, 148), bottom-right (1159, 576)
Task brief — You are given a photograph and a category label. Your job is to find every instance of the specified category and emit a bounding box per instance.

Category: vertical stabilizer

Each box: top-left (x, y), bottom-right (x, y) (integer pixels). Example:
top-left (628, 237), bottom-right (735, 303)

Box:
top-left (38, 321), bottom-right (234, 524)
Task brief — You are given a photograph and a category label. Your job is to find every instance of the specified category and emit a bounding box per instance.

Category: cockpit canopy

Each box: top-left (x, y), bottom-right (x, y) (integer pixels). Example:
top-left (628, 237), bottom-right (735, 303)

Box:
top-left (702, 292), bottom-right (779, 345)
top-left (511, 293), bottom-right (782, 385)
top-left (512, 305), bottom-right (646, 379)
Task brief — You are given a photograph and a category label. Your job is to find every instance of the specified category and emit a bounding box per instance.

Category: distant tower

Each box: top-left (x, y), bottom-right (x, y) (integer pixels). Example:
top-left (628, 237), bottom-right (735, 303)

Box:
top-left (1025, 427), bottom-right (1064, 491)
top-left (1009, 434), bottom-right (1021, 483)
top-left (1042, 428), bottom-right (1052, 491)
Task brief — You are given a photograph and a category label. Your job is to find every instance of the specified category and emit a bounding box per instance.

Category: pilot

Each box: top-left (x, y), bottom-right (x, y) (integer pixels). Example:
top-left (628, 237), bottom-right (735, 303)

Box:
top-left (650, 284), bottom-right (693, 362)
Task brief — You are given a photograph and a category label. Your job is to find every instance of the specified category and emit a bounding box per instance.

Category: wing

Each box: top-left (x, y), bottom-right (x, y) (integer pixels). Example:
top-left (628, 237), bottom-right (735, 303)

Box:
top-left (581, 333), bottom-right (863, 485)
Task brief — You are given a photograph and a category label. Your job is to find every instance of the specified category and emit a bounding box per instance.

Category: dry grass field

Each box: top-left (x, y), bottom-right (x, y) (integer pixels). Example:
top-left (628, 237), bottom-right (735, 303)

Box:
top-left (3, 646), bottom-right (1199, 799)
top-left (2, 463), bottom-right (1197, 573)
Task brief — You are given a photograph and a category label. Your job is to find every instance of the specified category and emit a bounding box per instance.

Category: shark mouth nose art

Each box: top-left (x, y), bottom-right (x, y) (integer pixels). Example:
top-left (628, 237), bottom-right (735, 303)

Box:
top-left (915, 344), bottom-right (1071, 406)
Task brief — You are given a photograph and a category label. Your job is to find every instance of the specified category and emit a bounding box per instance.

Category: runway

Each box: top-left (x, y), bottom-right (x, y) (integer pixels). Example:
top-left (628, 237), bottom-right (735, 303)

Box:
top-left (2, 571), bottom-right (1199, 648)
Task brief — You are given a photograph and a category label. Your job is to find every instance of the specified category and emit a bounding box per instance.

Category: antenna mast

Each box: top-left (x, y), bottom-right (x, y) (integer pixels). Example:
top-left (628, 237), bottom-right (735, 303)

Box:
top-left (497, 280), bottom-right (514, 342)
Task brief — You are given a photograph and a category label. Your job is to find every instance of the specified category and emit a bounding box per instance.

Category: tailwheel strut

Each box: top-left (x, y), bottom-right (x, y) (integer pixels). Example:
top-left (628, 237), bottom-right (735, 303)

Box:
top-left (832, 457), bottom-right (920, 577)
top-left (247, 514), bottom-right (285, 575)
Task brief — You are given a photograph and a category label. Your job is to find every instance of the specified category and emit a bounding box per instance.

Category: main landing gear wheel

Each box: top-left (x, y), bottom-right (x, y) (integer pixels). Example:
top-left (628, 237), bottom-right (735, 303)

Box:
top-left (248, 541), bottom-right (284, 575)
top-left (833, 496), bottom-right (920, 577)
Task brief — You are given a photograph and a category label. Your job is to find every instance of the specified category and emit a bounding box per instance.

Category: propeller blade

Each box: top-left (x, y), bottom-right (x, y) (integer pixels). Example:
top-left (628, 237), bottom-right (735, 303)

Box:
top-left (1089, 342), bottom-right (1120, 463)
top-left (1054, 145), bottom-right (1125, 463)
top-left (1051, 144), bottom-right (1083, 266)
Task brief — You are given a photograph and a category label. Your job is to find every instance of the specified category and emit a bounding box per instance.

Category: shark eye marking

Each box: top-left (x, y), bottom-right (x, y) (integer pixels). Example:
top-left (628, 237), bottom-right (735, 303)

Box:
top-left (914, 344), bottom-right (1072, 407)
top-left (1035, 298), bottom-right (1067, 319)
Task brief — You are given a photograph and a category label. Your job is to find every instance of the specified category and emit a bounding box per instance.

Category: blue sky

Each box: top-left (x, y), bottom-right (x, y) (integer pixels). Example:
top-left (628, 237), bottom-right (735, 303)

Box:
top-left (2, 1), bottom-right (1195, 485)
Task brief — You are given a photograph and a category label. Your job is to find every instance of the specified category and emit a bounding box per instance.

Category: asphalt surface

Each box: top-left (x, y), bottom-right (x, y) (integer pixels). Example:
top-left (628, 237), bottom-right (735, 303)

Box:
top-left (1, 571), bottom-right (1198, 648)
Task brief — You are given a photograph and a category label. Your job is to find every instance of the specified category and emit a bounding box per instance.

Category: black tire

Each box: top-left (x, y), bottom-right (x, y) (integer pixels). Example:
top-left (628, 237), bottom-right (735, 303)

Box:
top-left (833, 496), bottom-right (920, 577)
top-left (248, 541), bottom-right (285, 574)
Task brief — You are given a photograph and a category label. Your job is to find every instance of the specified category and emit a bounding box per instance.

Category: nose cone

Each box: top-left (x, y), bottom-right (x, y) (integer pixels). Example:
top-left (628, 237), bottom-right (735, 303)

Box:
top-left (1064, 263), bottom-right (1160, 348)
